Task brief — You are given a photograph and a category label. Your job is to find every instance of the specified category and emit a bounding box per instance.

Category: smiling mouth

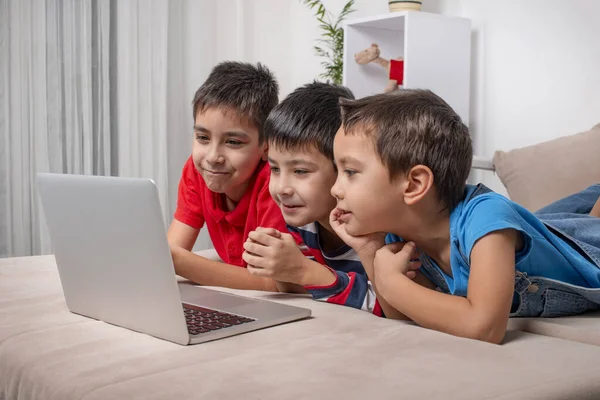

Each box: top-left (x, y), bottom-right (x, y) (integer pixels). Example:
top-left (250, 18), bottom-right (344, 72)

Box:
top-left (203, 169), bottom-right (230, 175)
top-left (282, 204), bottom-right (303, 209)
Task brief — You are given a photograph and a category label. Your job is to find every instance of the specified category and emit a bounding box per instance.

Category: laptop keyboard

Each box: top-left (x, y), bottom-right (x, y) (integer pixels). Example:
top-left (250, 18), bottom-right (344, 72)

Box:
top-left (183, 303), bottom-right (255, 335)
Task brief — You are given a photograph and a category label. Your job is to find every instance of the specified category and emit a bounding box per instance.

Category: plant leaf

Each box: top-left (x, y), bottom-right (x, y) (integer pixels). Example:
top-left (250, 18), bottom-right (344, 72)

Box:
top-left (299, 0), bottom-right (354, 84)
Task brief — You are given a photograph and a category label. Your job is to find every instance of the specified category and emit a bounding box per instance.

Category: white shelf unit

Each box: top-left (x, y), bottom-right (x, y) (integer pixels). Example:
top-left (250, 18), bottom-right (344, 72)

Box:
top-left (343, 11), bottom-right (471, 123)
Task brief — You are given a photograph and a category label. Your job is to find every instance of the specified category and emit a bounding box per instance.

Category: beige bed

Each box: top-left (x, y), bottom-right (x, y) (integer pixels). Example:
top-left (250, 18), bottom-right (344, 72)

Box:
top-left (2, 254), bottom-right (600, 400)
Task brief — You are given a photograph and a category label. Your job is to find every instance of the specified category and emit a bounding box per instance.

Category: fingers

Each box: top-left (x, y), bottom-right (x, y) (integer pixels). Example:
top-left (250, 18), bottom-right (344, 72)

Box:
top-left (383, 241), bottom-right (405, 253)
top-left (381, 241), bottom-right (420, 257)
top-left (396, 242), bottom-right (418, 263)
top-left (406, 270), bottom-right (417, 279)
top-left (242, 251), bottom-right (265, 268)
top-left (255, 227), bottom-right (282, 238)
top-left (280, 232), bottom-right (297, 245)
top-left (329, 208), bottom-right (343, 225)
top-left (247, 230), bottom-right (281, 247)
top-left (243, 240), bottom-right (270, 258)
top-left (408, 259), bottom-right (422, 271)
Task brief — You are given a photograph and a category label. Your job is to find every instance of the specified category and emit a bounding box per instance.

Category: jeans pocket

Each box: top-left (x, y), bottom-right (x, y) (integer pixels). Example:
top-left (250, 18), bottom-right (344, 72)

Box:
top-left (541, 288), bottom-right (600, 317)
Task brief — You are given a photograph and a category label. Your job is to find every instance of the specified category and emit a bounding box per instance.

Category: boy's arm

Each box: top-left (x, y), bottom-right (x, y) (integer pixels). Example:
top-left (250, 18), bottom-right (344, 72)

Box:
top-left (304, 267), bottom-right (385, 316)
top-left (242, 228), bottom-right (386, 315)
top-left (168, 220), bottom-right (278, 291)
top-left (242, 229), bottom-right (337, 287)
top-left (375, 230), bottom-right (517, 344)
top-left (356, 248), bottom-right (430, 319)
top-left (328, 209), bottom-right (416, 319)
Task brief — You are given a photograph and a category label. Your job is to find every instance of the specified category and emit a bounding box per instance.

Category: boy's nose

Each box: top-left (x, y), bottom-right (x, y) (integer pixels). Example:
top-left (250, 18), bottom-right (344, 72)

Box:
top-left (330, 179), bottom-right (343, 200)
top-left (276, 179), bottom-right (294, 196)
top-left (206, 148), bottom-right (224, 164)
top-left (278, 186), bottom-right (294, 196)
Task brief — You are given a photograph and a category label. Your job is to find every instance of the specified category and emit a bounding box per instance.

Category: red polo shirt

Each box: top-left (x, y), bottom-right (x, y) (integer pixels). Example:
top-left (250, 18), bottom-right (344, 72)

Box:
top-left (174, 157), bottom-right (302, 267)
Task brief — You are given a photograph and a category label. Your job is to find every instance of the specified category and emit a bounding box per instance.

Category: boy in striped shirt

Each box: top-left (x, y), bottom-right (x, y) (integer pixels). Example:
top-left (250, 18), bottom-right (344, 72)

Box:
top-left (241, 82), bottom-right (385, 315)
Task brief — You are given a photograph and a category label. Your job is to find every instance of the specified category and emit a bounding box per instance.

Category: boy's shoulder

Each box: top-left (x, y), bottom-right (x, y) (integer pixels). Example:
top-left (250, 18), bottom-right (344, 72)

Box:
top-left (456, 184), bottom-right (520, 217)
top-left (452, 184), bottom-right (539, 251)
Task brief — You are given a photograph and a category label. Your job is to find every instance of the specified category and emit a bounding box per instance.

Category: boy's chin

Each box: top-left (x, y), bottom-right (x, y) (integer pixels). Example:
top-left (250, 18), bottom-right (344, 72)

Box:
top-left (283, 214), bottom-right (312, 228)
top-left (205, 183), bottom-right (227, 194)
top-left (343, 221), bottom-right (373, 237)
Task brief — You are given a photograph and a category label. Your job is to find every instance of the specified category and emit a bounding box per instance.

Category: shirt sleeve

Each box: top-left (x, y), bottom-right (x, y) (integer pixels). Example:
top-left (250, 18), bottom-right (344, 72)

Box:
top-left (459, 194), bottom-right (533, 262)
top-left (173, 157), bottom-right (205, 229)
top-left (305, 270), bottom-right (384, 317)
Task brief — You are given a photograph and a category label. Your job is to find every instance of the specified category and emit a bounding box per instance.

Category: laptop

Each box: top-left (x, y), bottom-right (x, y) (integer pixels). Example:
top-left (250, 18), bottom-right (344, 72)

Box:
top-left (36, 173), bottom-right (311, 345)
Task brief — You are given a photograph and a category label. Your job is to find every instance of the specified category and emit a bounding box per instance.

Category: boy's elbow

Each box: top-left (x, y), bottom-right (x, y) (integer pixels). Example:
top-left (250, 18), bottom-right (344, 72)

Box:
top-left (466, 318), bottom-right (507, 345)
top-left (475, 328), bottom-right (506, 345)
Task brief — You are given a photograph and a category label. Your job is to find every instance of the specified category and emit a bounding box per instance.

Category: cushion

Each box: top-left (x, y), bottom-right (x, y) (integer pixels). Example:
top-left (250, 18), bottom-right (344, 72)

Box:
top-left (493, 123), bottom-right (600, 211)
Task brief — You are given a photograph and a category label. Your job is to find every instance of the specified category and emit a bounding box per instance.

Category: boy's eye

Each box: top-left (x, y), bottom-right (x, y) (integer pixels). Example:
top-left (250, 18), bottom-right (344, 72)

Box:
top-left (196, 134), bottom-right (209, 142)
top-left (294, 169), bottom-right (309, 175)
top-left (270, 166), bottom-right (280, 173)
top-left (344, 169), bottom-right (356, 177)
top-left (226, 140), bottom-right (243, 146)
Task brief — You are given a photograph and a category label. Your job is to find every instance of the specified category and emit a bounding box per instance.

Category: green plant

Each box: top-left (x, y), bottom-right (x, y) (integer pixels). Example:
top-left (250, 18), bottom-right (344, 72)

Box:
top-left (301, 0), bottom-right (355, 85)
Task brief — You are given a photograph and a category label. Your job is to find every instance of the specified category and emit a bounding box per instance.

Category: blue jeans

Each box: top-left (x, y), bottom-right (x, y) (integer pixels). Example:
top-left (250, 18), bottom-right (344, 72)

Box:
top-left (536, 184), bottom-right (600, 215)
top-left (535, 184), bottom-right (600, 267)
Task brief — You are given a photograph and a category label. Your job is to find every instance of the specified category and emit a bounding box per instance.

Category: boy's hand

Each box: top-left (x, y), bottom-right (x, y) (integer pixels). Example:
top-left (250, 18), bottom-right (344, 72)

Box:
top-left (373, 241), bottom-right (421, 293)
top-left (242, 228), bottom-right (310, 285)
top-left (329, 208), bottom-right (386, 256)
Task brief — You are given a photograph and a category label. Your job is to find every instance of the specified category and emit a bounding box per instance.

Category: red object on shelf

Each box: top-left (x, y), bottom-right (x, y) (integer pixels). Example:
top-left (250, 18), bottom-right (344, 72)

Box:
top-left (389, 59), bottom-right (404, 85)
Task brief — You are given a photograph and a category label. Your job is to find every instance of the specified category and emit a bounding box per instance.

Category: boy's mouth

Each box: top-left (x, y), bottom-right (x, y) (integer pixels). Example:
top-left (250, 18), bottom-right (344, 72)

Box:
top-left (336, 207), bottom-right (352, 223)
top-left (281, 203), bottom-right (303, 213)
top-left (203, 169), bottom-right (230, 176)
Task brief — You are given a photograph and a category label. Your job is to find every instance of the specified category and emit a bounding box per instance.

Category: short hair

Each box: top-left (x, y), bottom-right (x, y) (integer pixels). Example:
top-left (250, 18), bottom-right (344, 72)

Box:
top-left (192, 61), bottom-right (279, 142)
top-left (340, 89), bottom-right (472, 210)
top-left (264, 82), bottom-right (354, 160)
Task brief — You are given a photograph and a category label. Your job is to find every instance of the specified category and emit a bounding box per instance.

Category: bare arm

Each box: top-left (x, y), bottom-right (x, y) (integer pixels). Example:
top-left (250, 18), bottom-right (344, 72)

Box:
top-left (375, 230), bottom-right (517, 344)
top-left (167, 220), bottom-right (278, 291)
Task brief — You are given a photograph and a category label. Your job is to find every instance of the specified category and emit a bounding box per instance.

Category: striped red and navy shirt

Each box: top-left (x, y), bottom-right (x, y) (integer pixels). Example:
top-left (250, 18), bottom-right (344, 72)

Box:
top-left (287, 222), bottom-right (384, 317)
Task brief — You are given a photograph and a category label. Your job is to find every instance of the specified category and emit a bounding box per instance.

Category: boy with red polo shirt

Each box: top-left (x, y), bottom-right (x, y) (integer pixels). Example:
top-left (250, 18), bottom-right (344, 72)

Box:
top-left (167, 61), bottom-right (304, 291)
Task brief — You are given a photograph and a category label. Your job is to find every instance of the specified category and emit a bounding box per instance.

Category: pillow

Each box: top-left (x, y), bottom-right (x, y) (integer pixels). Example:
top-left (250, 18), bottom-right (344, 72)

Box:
top-left (493, 123), bottom-right (600, 212)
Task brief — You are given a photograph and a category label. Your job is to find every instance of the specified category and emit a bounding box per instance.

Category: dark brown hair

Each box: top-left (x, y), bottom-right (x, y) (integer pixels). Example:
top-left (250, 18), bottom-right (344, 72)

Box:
top-left (192, 61), bottom-right (279, 142)
top-left (264, 81), bottom-right (354, 161)
top-left (340, 89), bottom-right (472, 210)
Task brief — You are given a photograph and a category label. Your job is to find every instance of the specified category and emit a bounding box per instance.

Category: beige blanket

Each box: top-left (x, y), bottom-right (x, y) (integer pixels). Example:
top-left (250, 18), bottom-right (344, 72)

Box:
top-left (2, 255), bottom-right (600, 399)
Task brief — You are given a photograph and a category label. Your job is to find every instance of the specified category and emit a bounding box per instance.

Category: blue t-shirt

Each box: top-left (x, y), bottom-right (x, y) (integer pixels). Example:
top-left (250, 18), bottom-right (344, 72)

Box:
top-left (387, 185), bottom-right (600, 296)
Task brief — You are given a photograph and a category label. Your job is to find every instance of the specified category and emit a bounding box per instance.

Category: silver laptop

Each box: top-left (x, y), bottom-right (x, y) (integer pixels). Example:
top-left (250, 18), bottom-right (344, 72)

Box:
top-left (36, 173), bottom-right (311, 345)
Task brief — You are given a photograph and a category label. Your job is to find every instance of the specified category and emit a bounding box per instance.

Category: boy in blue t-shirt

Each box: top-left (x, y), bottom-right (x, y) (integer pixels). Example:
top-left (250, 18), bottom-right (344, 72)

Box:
top-left (328, 88), bottom-right (600, 344)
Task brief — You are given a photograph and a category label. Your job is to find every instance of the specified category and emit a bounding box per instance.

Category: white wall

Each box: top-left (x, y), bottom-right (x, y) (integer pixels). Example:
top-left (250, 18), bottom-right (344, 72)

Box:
top-left (421, 0), bottom-right (600, 191)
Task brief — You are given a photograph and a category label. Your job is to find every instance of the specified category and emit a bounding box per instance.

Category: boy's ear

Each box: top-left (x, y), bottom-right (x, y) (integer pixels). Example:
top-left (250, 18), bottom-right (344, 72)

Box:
top-left (260, 141), bottom-right (268, 161)
top-left (403, 165), bottom-right (434, 205)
